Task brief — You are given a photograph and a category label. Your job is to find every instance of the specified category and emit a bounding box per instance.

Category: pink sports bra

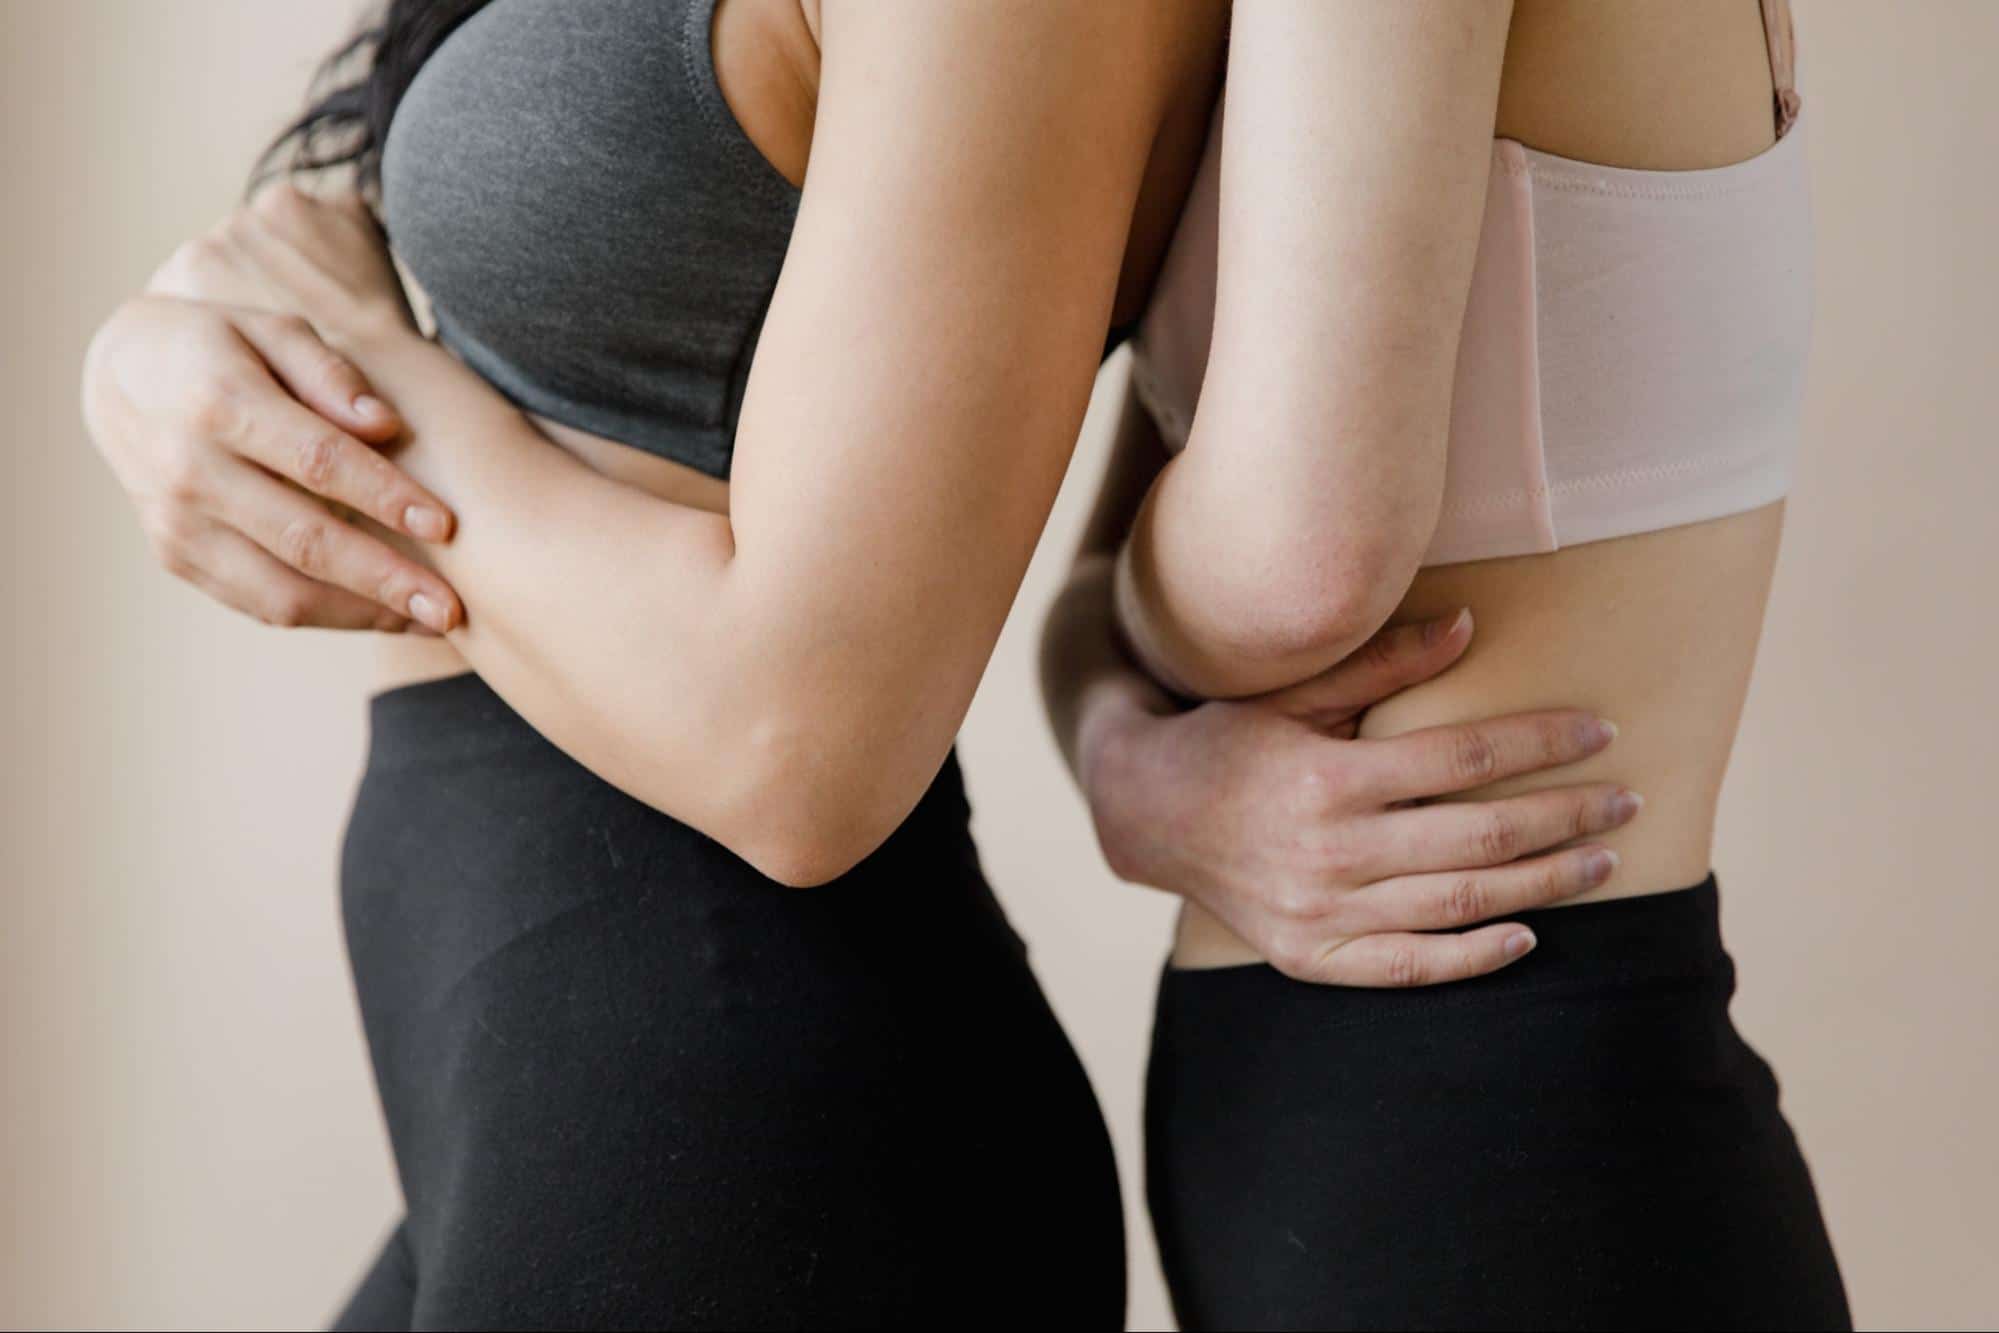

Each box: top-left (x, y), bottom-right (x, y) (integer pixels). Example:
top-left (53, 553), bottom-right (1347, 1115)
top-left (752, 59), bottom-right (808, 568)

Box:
top-left (1130, 0), bottom-right (1811, 566)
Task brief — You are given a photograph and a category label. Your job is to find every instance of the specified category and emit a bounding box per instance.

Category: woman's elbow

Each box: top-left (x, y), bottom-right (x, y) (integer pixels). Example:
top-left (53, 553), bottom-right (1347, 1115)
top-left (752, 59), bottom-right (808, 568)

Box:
top-left (1190, 533), bottom-right (1426, 684)
top-left (716, 715), bottom-right (916, 889)
top-left (732, 791), bottom-right (889, 889)
top-left (737, 830), bottom-right (867, 890)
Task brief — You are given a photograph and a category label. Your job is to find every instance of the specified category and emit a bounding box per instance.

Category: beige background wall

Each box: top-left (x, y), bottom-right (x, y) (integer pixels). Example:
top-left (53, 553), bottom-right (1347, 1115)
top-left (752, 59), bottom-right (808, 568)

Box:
top-left (2, 2), bottom-right (1993, 1329)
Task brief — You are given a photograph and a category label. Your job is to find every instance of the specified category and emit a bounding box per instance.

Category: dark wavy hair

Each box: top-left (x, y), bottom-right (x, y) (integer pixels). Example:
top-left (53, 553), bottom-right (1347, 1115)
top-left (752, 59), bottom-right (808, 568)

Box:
top-left (256, 0), bottom-right (493, 193)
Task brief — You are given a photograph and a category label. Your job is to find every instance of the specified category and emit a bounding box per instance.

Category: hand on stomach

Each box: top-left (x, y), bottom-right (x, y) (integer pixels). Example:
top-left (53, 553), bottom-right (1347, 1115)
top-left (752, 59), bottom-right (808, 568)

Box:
top-left (374, 415), bottom-right (730, 691)
top-left (1173, 501), bottom-right (1785, 968)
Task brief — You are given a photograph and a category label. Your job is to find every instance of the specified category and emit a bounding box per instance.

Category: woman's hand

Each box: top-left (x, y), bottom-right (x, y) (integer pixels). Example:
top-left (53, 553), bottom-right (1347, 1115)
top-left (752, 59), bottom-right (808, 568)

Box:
top-left (82, 189), bottom-right (461, 632)
top-left (1079, 609), bottom-right (1642, 986)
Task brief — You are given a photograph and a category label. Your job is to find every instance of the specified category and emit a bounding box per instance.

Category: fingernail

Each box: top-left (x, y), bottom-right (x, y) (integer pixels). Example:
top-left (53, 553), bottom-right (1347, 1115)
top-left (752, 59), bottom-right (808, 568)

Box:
top-left (1504, 929), bottom-right (1537, 960)
top-left (1585, 847), bottom-right (1620, 883)
top-left (408, 592), bottom-right (450, 633)
top-left (404, 505), bottom-right (450, 541)
top-left (1610, 789), bottom-right (1645, 822)
top-left (1425, 607), bottom-right (1471, 647)
top-left (1582, 717), bottom-right (1619, 749)
top-left (353, 393), bottom-right (390, 423)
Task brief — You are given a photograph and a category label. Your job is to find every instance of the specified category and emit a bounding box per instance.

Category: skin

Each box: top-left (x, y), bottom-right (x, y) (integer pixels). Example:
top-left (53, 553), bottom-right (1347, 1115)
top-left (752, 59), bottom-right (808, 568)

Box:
top-left (1044, 0), bottom-right (1793, 970)
top-left (82, 0), bottom-right (1640, 983)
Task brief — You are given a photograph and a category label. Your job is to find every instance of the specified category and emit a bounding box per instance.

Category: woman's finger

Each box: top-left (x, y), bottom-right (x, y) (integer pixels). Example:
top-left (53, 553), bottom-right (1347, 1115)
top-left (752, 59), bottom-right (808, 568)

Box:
top-left (1336, 843), bottom-right (1620, 937)
top-left (1346, 783), bottom-right (1641, 880)
top-left (1348, 709), bottom-right (1618, 805)
top-left (1262, 609), bottom-right (1473, 728)
top-left (172, 520), bottom-right (413, 632)
top-left (219, 465), bottom-right (460, 632)
top-left (196, 344), bottom-right (451, 544)
top-left (234, 307), bottom-right (405, 445)
top-left (1303, 921), bottom-right (1541, 989)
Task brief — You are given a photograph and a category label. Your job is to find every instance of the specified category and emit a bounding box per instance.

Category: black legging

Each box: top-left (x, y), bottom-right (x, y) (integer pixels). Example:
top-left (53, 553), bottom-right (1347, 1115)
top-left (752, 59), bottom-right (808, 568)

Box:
top-left (1146, 879), bottom-right (1851, 1332)
top-left (331, 673), bottom-right (1123, 1330)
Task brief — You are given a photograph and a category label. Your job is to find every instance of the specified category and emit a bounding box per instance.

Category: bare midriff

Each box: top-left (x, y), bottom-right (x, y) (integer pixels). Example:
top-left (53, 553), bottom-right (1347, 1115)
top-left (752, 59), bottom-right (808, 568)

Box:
top-left (1173, 502), bottom-right (1786, 966)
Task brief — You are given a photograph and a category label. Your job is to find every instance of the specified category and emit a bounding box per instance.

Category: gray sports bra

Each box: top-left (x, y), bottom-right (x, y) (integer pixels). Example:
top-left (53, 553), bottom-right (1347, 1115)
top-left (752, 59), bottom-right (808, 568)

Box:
top-left (381, 0), bottom-right (800, 479)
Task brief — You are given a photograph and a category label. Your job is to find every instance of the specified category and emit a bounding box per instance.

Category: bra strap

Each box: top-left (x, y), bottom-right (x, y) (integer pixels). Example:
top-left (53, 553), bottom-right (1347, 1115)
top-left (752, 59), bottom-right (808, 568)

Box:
top-left (1760, 0), bottom-right (1802, 137)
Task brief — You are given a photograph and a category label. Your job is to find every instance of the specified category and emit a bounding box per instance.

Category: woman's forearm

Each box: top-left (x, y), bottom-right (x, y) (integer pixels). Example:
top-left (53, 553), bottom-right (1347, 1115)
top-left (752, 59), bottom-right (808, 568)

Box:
top-left (341, 325), bottom-right (882, 885)
top-left (176, 201), bottom-right (768, 811)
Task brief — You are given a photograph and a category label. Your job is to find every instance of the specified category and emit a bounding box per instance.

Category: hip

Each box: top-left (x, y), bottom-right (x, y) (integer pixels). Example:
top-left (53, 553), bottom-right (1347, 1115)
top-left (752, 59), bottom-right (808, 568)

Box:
top-left (1145, 879), bottom-right (1850, 1331)
top-left (338, 685), bottom-right (1125, 1329)
top-left (339, 672), bottom-right (1033, 1034)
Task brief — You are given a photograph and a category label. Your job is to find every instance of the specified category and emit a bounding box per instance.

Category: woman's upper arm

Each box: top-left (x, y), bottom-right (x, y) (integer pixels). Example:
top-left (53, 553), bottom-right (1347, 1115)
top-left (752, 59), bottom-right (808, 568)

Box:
top-left (1134, 1), bottom-right (1513, 693)
top-left (715, 1), bottom-right (1178, 856)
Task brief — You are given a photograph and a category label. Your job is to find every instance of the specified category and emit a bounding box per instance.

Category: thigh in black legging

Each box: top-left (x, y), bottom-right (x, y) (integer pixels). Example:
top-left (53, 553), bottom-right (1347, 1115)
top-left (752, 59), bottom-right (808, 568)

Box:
top-left (335, 676), bottom-right (1124, 1330)
top-left (333, 1222), bottom-right (415, 1332)
top-left (1146, 881), bottom-right (1850, 1333)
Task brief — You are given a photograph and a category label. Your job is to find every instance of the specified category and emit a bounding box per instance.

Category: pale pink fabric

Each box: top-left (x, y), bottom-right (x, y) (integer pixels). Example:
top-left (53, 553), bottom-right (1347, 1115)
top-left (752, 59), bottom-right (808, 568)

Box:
top-left (1130, 21), bottom-right (1812, 567)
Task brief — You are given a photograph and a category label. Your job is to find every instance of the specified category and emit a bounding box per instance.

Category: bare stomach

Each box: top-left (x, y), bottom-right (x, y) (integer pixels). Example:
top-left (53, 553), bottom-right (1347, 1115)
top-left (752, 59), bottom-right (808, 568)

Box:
top-left (373, 416), bottom-right (728, 691)
top-left (1173, 501), bottom-right (1786, 968)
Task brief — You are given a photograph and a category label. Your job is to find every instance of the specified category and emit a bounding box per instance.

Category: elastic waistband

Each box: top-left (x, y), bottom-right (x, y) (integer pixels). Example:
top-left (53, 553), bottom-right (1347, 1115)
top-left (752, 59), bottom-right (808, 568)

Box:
top-left (1498, 875), bottom-right (1726, 985)
top-left (366, 671), bottom-right (554, 768)
top-left (364, 671), bottom-right (973, 836)
top-left (1163, 878), bottom-right (1732, 1012)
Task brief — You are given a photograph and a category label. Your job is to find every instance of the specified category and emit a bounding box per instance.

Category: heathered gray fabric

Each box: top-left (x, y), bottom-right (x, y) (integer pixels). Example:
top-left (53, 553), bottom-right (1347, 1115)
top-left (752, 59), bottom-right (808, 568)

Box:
top-left (381, 0), bottom-right (801, 478)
